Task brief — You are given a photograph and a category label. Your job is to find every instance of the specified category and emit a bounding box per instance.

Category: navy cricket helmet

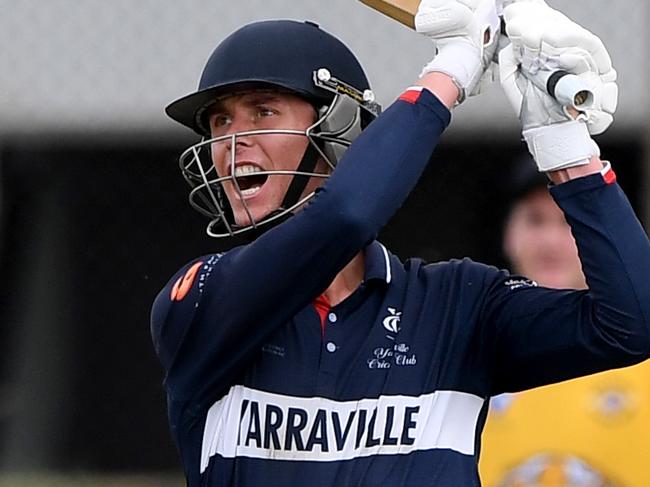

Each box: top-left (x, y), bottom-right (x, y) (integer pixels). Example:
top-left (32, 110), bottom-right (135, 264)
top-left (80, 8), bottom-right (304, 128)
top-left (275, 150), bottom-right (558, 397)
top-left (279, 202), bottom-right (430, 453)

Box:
top-left (167, 19), bottom-right (375, 136)
top-left (166, 20), bottom-right (381, 239)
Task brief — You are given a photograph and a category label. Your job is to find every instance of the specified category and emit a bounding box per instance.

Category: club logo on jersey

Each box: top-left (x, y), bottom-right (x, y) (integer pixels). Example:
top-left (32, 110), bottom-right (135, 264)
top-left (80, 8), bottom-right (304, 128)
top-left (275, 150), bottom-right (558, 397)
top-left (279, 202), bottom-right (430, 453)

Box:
top-left (382, 307), bottom-right (402, 334)
top-left (368, 308), bottom-right (417, 369)
top-left (368, 342), bottom-right (418, 369)
top-left (170, 261), bottom-right (203, 302)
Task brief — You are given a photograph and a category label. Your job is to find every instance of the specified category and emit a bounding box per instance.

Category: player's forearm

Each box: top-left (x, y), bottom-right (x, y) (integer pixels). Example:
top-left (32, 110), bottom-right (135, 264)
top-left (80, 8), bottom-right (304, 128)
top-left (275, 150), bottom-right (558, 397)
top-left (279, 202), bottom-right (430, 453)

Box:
top-left (547, 156), bottom-right (604, 184)
top-left (416, 72), bottom-right (460, 109)
top-left (489, 172), bottom-right (650, 394)
top-left (552, 171), bottom-right (650, 358)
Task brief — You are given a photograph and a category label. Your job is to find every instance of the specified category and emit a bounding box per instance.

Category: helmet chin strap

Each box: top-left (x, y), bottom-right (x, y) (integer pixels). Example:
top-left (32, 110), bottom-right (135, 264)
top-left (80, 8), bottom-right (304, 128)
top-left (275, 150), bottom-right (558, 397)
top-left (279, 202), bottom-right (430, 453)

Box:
top-left (279, 143), bottom-right (322, 211)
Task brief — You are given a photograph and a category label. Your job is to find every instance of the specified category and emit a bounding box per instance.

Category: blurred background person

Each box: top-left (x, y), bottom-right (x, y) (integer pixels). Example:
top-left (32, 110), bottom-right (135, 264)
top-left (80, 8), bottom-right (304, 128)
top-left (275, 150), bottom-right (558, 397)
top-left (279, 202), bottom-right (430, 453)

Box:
top-left (479, 161), bottom-right (650, 487)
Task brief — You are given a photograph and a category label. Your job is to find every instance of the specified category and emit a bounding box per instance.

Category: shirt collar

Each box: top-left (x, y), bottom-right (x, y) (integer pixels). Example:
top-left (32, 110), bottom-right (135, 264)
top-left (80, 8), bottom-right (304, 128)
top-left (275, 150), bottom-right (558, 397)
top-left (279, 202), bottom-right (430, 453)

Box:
top-left (364, 241), bottom-right (393, 284)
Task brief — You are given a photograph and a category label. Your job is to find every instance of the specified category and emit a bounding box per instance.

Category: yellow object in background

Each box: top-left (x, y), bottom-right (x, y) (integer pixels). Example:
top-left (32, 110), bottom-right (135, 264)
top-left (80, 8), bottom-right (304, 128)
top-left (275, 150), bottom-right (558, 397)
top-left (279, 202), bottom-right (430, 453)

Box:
top-left (480, 361), bottom-right (650, 487)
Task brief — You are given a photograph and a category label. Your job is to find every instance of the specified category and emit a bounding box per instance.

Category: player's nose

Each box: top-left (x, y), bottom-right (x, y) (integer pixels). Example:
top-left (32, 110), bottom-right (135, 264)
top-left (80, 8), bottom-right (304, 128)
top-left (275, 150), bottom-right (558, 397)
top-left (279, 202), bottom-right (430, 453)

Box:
top-left (222, 116), bottom-right (256, 149)
top-left (223, 131), bottom-right (254, 154)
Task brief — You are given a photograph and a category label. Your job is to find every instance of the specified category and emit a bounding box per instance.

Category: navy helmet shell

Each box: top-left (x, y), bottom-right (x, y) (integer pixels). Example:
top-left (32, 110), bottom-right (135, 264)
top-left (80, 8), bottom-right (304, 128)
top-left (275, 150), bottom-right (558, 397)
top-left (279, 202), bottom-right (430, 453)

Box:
top-left (166, 20), bottom-right (371, 135)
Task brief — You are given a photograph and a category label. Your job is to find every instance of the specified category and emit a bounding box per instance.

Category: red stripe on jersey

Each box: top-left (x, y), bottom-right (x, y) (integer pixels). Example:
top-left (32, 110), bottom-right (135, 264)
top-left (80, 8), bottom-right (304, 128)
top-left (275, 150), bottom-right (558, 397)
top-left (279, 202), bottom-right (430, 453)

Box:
top-left (313, 294), bottom-right (332, 336)
top-left (603, 167), bottom-right (617, 185)
top-left (399, 87), bottom-right (423, 104)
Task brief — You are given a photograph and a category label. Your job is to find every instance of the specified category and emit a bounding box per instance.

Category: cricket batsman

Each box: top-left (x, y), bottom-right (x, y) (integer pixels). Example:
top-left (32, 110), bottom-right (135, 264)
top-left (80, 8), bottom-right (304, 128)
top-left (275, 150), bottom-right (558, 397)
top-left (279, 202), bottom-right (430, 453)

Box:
top-left (151, 1), bottom-right (650, 485)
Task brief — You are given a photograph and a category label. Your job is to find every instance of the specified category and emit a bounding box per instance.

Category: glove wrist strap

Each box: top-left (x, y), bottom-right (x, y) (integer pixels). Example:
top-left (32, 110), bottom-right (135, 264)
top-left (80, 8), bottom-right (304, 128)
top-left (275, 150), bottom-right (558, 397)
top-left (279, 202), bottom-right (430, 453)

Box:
top-left (523, 120), bottom-right (601, 172)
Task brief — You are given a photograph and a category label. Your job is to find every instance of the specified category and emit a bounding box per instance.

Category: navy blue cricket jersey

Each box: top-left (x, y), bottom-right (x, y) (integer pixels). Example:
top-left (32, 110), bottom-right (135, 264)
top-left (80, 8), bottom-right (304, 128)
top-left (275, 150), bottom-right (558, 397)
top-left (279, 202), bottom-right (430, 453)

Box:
top-left (151, 87), bottom-right (650, 486)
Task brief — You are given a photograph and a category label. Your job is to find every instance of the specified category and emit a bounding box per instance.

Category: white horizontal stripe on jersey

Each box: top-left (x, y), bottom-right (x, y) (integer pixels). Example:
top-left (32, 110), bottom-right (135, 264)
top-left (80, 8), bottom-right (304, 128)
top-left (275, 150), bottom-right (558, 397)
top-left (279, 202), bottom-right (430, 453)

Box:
top-left (200, 385), bottom-right (484, 473)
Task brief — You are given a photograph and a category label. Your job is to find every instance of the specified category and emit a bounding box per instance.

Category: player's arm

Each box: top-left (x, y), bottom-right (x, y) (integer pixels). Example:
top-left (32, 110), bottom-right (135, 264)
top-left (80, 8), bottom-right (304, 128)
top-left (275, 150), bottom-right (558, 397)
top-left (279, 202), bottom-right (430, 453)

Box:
top-left (481, 168), bottom-right (650, 394)
top-left (480, 3), bottom-right (650, 394)
top-left (418, 72), bottom-right (459, 108)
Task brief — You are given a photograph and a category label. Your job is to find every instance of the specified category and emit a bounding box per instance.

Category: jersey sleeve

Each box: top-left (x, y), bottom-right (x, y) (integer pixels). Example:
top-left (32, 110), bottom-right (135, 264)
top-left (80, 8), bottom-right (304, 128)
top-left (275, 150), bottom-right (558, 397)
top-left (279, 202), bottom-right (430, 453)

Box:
top-left (151, 88), bottom-right (452, 409)
top-left (480, 168), bottom-right (650, 396)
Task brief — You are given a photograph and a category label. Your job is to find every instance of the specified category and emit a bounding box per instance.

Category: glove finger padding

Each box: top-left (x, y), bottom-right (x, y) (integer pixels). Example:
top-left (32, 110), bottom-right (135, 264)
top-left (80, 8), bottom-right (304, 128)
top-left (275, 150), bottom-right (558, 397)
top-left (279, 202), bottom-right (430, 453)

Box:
top-left (500, 2), bottom-right (618, 135)
top-left (499, 44), bottom-right (566, 125)
top-left (415, 1), bottom-right (477, 39)
top-left (416, 0), bottom-right (500, 102)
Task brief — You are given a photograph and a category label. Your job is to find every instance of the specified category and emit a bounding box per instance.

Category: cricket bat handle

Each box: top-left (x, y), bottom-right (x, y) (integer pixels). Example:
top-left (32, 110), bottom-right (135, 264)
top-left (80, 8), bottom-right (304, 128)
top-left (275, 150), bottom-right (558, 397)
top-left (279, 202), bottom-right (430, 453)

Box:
top-left (523, 70), bottom-right (594, 111)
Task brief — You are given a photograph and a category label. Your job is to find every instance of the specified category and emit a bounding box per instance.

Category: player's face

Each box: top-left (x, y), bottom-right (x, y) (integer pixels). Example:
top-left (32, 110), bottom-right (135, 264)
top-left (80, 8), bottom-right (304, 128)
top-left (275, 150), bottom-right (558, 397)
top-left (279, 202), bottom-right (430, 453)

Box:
top-left (504, 188), bottom-right (586, 289)
top-left (208, 91), bottom-right (326, 227)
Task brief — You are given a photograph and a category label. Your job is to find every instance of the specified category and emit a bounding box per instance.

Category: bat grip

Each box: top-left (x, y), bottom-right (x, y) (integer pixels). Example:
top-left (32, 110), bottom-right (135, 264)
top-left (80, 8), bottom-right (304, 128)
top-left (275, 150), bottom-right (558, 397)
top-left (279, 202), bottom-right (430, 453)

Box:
top-left (497, 10), bottom-right (593, 111)
top-left (524, 69), bottom-right (594, 110)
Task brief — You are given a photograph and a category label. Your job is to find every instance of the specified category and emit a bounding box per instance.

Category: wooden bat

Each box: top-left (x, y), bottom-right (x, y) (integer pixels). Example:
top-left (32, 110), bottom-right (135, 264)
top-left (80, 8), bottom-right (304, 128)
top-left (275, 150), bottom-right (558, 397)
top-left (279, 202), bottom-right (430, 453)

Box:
top-left (359, 0), bottom-right (421, 28)
top-left (357, 0), bottom-right (594, 109)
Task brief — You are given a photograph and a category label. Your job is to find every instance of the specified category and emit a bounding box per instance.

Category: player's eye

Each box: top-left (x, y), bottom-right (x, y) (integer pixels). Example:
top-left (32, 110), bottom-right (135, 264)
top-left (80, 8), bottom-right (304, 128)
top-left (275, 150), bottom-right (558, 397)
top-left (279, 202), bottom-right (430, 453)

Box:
top-left (211, 114), bottom-right (232, 128)
top-left (257, 105), bottom-right (277, 117)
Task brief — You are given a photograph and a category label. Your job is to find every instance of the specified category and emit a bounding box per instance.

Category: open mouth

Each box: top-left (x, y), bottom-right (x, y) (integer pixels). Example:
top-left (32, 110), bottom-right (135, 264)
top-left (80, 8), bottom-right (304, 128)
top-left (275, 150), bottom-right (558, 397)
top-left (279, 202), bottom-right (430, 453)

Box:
top-left (232, 164), bottom-right (269, 198)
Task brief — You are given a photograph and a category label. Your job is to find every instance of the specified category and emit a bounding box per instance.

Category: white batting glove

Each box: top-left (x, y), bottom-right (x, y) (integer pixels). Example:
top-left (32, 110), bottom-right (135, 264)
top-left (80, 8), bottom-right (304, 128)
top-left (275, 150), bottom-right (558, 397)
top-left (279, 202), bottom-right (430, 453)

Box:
top-left (499, 2), bottom-right (618, 172)
top-left (416, 0), bottom-right (501, 103)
